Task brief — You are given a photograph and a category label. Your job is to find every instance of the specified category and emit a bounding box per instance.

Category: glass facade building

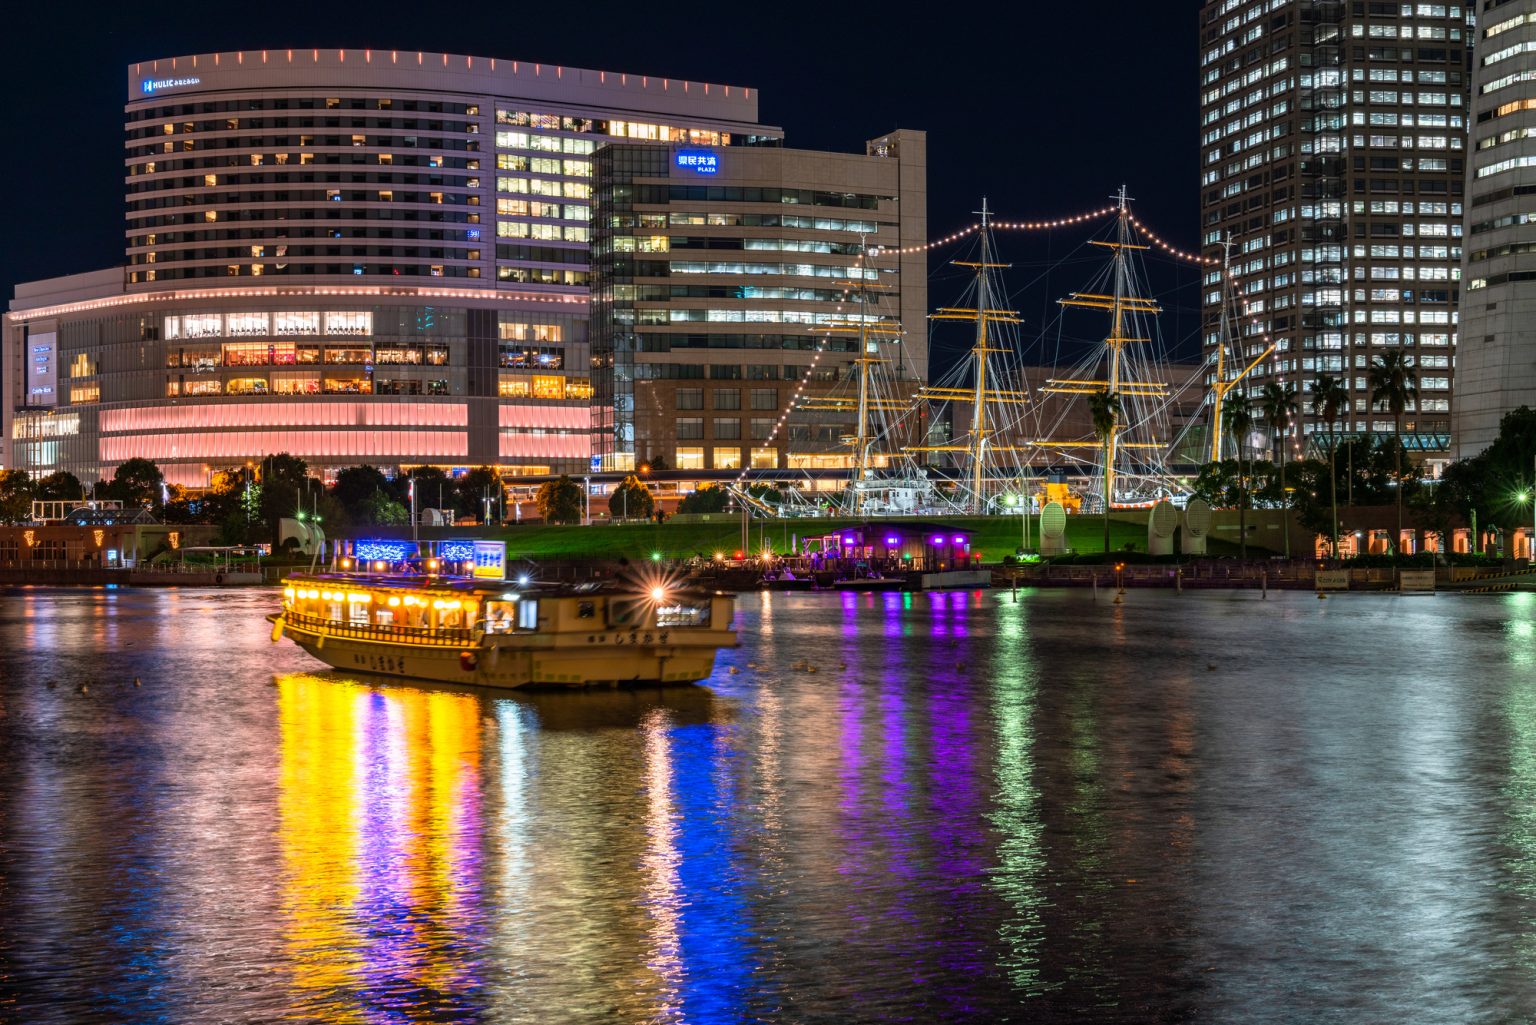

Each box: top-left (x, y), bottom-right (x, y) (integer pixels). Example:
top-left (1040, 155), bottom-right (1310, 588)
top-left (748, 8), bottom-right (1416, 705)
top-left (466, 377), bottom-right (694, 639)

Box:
top-left (4, 49), bottom-right (778, 484)
top-left (589, 132), bottom-right (928, 476)
top-left (1198, 1), bottom-right (1470, 469)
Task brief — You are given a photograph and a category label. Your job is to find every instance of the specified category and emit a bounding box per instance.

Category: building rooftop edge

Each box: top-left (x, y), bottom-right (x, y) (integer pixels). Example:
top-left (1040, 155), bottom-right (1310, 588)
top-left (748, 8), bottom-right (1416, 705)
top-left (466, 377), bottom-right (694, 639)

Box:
top-left (7, 280), bottom-right (583, 319)
top-left (129, 48), bottom-right (761, 110)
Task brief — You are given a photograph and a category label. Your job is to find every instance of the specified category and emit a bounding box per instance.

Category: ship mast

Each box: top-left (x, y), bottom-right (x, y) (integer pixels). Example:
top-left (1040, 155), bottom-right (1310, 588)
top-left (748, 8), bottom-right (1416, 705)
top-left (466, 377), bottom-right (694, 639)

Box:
top-left (1045, 186), bottom-right (1166, 510)
top-left (969, 201), bottom-right (995, 511)
top-left (852, 236), bottom-right (874, 513)
top-left (1104, 187), bottom-right (1132, 510)
top-left (925, 200), bottom-right (1017, 514)
top-left (1207, 233), bottom-right (1275, 462)
top-left (794, 239), bottom-right (909, 516)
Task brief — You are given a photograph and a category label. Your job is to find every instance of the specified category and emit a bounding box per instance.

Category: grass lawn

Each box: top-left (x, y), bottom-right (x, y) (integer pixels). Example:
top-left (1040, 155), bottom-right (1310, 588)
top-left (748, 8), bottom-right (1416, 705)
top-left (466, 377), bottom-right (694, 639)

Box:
top-left (490, 515), bottom-right (1163, 562)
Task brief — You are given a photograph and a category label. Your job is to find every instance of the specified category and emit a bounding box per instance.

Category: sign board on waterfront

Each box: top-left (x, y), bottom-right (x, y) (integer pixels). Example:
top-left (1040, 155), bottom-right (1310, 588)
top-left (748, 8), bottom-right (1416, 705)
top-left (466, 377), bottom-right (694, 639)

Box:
top-left (472, 540), bottom-right (506, 580)
top-left (1398, 569), bottom-right (1435, 592)
top-left (1315, 570), bottom-right (1350, 591)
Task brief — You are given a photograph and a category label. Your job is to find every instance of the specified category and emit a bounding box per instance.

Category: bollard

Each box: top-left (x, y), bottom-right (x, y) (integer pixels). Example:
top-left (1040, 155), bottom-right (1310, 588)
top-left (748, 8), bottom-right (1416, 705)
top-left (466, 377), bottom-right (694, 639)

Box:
top-left (1176, 566), bottom-right (1183, 594)
top-left (1093, 575), bottom-right (1098, 601)
top-left (1261, 570), bottom-right (1268, 599)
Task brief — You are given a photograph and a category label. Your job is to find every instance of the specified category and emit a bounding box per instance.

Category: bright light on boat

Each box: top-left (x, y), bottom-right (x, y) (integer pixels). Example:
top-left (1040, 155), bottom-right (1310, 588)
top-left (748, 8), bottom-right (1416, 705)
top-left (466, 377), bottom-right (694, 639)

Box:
top-left (283, 588), bottom-right (295, 600)
top-left (427, 559), bottom-right (440, 572)
top-left (340, 558), bottom-right (352, 569)
top-left (650, 586), bottom-right (667, 601)
top-left (373, 561), bottom-right (386, 572)
top-left (387, 596), bottom-right (400, 607)
top-left (517, 574), bottom-right (530, 586)
top-left (346, 593), bottom-right (371, 604)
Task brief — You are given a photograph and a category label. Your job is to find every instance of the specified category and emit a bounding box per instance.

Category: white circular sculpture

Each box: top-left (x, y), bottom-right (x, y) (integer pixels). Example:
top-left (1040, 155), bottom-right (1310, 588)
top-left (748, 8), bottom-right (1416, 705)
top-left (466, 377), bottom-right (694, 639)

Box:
top-left (1148, 500), bottom-right (1179, 556)
top-left (1183, 498), bottom-right (1212, 555)
top-left (1040, 501), bottom-right (1068, 556)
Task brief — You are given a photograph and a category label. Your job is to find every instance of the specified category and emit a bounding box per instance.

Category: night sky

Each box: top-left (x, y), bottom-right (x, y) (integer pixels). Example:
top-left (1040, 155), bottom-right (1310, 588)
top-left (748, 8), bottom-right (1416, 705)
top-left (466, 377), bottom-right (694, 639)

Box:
top-left (4, 1), bottom-right (1204, 362)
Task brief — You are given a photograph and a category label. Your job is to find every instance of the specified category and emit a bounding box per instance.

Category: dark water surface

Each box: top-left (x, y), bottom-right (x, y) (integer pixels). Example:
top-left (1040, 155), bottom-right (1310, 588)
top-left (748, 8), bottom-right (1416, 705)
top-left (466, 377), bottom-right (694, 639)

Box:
top-left (2, 586), bottom-right (1535, 1024)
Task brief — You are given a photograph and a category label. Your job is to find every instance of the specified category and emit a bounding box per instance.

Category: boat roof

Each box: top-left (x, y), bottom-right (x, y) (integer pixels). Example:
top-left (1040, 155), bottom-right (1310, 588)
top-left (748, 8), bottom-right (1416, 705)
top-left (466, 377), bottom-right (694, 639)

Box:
top-left (282, 571), bottom-right (721, 599)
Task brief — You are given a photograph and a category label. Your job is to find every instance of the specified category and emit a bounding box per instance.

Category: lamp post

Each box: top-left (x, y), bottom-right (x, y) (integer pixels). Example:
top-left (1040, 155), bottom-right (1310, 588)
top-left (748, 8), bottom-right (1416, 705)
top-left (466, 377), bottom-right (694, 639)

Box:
top-left (1519, 489), bottom-right (1534, 562)
top-left (1283, 485), bottom-right (1296, 560)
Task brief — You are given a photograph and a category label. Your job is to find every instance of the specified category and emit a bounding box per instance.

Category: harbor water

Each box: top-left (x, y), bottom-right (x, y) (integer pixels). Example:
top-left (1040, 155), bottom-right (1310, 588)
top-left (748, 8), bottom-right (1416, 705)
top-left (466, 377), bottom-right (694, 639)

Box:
top-left (2, 586), bottom-right (1535, 1023)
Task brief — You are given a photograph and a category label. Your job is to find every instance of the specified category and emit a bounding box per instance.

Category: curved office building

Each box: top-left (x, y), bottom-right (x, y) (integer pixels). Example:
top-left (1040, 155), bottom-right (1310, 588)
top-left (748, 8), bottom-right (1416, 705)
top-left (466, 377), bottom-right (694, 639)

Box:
top-left (4, 49), bottom-right (777, 485)
top-left (1459, 1), bottom-right (1536, 457)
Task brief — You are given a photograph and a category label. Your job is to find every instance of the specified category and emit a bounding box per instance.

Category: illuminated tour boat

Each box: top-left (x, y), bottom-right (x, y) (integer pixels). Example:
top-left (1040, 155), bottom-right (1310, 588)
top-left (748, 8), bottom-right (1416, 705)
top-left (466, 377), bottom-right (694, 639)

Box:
top-left (268, 539), bottom-right (736, 688)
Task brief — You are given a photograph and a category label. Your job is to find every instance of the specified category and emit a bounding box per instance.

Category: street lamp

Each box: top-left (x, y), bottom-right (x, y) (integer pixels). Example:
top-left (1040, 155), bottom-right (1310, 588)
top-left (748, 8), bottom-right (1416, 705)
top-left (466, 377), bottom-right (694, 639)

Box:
top-left (1283, 485), bottom-right (1296, 560)
top-left (1005, 493), bottom-right (1026, 553)
top-left (1519, 489), bottom-right (1534, 562)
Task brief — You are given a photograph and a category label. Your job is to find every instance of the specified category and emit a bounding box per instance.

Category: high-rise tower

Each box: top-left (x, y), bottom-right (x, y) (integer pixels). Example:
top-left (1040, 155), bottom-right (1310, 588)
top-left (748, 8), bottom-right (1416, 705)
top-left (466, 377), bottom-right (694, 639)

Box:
top-left (1199, 1), bottom-right (1470, 472)
top-left (1457, 0), bottom-right (1536, 456)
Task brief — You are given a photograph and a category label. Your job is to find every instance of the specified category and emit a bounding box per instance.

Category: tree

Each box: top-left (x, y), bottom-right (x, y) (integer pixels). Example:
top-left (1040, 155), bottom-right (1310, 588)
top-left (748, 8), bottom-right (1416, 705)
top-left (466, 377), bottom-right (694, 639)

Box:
top-left (261, 453), bottom-right (310, 489)
top-left (678, 484), bottom-right (730, 515)
top-left (1311, 373), bottom-right (1351, 557)
top-left (0, 470), bottom-right (33, 525)
top-left (453, 466), bottom-right (504, 522)
top-left (1258, 381), bottom-right (1300, 554)
top-left (357, 490), bottom-right (409, 526)
top-left (197, 470), bottom-right (247, 527)
top-left (331, 465), bottom-right (391, 517)
top-left (107, 458), bottom-right (165, 508)
top-left (536, 475), bottom-right (583, 524)
top-left (609, 475), bottom-right (654, 520)
top-left (396, 465), bottom-right (451, 510)
top-left (1088, 389), bottom-right (1122, 553)
top-left (1223, 391), bottom-right (1255, 558)
top-left (1437, 406), bottom-right (1536, 547)
top-left (34, 471), bottom-right (85, 502)
top-left (1368, 350), bottom-right (1419, 554)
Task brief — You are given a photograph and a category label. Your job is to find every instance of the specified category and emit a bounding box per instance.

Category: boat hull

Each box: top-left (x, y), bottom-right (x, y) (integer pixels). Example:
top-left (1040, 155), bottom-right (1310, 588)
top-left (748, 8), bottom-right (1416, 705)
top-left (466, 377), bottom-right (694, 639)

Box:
top-left (273, 614), bottom-right (729, 690)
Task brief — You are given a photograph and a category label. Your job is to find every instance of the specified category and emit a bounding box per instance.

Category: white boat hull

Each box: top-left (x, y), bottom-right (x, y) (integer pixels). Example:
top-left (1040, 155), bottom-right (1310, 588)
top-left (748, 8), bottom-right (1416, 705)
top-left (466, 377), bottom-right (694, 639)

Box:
top-left (274, 614), bottom-right (730, 689)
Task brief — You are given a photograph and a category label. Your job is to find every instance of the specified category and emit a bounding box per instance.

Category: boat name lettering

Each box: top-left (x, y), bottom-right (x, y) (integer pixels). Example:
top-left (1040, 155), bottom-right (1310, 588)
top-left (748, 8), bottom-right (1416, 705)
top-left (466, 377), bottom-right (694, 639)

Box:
top-left (587, 632), bottom-right (668, 645)
top-left (351, 652), bottom-right (407, 674)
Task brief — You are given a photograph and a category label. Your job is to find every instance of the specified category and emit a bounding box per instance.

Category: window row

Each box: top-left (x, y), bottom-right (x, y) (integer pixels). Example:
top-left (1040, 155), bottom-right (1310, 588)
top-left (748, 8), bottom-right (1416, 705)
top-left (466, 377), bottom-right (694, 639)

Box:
top-left (164, 311), bottom-right (373, 339)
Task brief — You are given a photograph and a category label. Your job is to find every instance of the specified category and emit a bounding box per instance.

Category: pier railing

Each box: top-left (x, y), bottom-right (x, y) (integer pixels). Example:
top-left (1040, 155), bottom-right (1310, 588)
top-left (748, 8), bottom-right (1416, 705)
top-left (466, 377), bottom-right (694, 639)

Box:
top-left (284, 612), bottom-right (474, 647)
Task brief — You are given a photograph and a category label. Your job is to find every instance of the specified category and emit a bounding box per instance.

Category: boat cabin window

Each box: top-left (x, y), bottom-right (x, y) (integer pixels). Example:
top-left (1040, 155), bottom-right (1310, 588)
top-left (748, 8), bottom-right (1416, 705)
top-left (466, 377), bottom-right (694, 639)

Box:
top-left (485, 599), bottom-right (537, 633)
top-left (486, 601), bottom-right (516, 633)
top-left (325, 600), bottom-right (343, 621)
top-left (578, 601), bottom-right (595, 619)
top-left (349, 599), bottom-right (370, 625)
top-left (657, 602), bottom-right (710, 628)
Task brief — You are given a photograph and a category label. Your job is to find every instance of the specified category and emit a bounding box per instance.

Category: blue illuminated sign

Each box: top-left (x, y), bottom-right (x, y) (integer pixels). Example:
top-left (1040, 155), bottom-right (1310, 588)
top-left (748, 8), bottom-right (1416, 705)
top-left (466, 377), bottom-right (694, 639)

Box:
top-left (675, 150), bottom-right (719, 175)
top-left (141, 77), bottom-right (201, 95)
top-left (354, 539), bottom-right (415, 562)
top-left (438, 539), bottom-right (475, 562)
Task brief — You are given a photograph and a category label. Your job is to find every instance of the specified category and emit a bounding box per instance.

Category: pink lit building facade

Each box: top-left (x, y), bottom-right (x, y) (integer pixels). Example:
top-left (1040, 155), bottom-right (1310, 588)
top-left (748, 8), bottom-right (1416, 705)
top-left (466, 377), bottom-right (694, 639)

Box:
top-left (2, 49), bottom-right (777, 486)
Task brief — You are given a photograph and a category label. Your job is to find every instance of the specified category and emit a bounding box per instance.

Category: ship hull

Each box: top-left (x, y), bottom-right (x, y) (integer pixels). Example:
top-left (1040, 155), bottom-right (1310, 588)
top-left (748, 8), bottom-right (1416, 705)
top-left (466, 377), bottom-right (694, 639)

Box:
top-left (273, 614), bottom-right (728, 689)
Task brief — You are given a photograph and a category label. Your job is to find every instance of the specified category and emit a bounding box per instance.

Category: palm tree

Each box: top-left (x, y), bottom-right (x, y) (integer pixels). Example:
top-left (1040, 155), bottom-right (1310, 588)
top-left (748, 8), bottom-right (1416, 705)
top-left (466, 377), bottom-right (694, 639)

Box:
top-left (1223, 391), bottom-right (1255, 559)
top-left (1311, 373), bottom-right (1350, 558)
top-left (1258, 381), bottom-right (1300, 555)
top-left (1088, 389), bottom-right (1122, 554)
top-left (1368, 350), bottom-right (1420, 554)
